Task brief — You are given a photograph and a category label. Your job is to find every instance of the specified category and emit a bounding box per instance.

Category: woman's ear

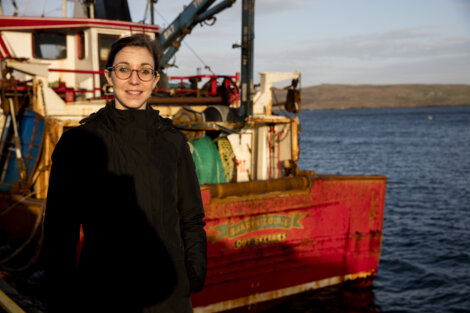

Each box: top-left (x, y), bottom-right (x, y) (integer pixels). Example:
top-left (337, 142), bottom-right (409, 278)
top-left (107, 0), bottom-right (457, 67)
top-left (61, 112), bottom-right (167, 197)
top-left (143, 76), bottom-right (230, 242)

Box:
top-left (104, 69), bottom-right (113, 86)
top-left (153, 73), bottom-right (160, 89)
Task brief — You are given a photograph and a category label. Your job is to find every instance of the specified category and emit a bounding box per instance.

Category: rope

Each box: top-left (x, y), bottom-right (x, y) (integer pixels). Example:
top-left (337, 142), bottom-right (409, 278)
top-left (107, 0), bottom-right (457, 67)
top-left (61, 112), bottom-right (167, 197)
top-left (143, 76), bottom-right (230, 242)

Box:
top-left (0, 184), bottom-right (46, 270)
top-left (20, 0), bottom-right (30, 16)
top-left (154, 7), bottom-right (169, 24)
top-left (0, 197), bottom-right (46, 271)
top-left (41, 0), bottom-right (48, 17)
top-left (141, 0), bottom-right (150, 23)
top-left (183, 42), bottom-right (215, 75)
top-left (0, 190), bottom-right (37, 218)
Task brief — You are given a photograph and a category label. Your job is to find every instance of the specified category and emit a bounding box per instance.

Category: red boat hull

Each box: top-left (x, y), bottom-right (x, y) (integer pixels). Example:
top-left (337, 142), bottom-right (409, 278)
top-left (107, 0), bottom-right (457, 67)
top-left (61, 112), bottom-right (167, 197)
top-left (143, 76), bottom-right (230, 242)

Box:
top-left (0, 174), bottom-right (386, 312)
top-left (192, 174), bottom-right (386, 312)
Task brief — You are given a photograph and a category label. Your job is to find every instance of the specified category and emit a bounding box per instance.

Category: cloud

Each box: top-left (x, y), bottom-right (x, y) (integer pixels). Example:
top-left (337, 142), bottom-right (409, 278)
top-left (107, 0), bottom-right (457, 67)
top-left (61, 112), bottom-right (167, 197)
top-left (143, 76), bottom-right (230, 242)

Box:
top-left (314, 29), bottom-right (456, 58)
top-left (2, 0), bottom-right (62, 16)
top-left (257, 52), bottom-right (470, 86)
top-left (258, 28), bottom-right (470, 62)
top-left (322, 54), bottom-right (470, 85)
top-left (256, 0), bottom-right (312, 15)
top-left (450, 0), bottom-right (470, 8)
top-left (250, 28), bottom-right (470, 85)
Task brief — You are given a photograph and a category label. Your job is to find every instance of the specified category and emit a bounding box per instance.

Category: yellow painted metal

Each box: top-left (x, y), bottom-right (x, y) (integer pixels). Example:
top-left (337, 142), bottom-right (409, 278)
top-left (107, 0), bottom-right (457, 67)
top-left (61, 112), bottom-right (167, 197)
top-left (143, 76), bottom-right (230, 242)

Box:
top-left (0, 289), bottom-right (26, 313)
top-left (291, 117), bottom-right (300, 164)
top-left (207, 175), bottom-right (311, 199)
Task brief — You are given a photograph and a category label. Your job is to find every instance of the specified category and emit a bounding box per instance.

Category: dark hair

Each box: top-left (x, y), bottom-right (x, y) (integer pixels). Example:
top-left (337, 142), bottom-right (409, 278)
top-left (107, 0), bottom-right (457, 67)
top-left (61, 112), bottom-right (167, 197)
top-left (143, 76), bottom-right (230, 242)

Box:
top-left (105, 34), bottom-right (159, 70)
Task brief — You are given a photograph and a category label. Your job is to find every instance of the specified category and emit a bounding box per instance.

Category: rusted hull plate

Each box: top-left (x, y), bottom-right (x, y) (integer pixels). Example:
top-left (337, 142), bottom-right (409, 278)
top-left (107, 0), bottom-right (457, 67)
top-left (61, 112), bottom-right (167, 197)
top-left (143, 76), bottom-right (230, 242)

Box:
top-left (193, 271), bottom-right (375, 313)
top-left (0, 174), bottom-right (386, 312)
top-left (192, 174), bottom-right (386, 312)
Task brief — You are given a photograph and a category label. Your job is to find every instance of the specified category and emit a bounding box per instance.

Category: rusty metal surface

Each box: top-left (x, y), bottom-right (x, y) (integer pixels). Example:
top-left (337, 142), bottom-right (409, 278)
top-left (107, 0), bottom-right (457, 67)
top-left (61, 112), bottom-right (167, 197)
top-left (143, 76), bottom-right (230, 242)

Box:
top-left (192, 174), bottom-right (387, 311)
top-left (207, 175), bottom-right (311, 199)
top-left (173, 121), bottom-right (245, 131)
top-left (291, 118), bottom-right (300, 164)
top-left (148, 96), bottom-right (223, 105)
top-left (314, 173), bottom-right (387, 181)
top-left (193, 271), bottom-right (376, 313)
top-left (247, 116), bottom-right (293, 124)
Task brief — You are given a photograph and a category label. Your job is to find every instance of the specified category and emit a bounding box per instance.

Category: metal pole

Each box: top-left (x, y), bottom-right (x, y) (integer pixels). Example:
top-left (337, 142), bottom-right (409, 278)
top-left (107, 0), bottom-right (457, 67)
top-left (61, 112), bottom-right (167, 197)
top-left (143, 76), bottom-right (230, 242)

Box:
top-left (8, 98), bottom-right (26, 182)
top-left (150, 0), bottom-right (155, 25)
top-left (62, 0), bottom-right (67, 17)
top-left (0, 288), bottom-right (27, 313)
top-left (90, 2), bottom-right (94, 19)
top-left (84, 0), bottom-right (95, 18)
top-left (239, 0), bottom-right (255, 118)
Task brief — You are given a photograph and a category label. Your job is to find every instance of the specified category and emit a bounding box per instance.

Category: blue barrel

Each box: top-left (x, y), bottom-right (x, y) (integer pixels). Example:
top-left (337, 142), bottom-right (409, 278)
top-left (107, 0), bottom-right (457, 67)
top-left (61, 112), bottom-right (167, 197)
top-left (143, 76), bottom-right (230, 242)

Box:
top-left (0, 110), bottom-right (45, 191)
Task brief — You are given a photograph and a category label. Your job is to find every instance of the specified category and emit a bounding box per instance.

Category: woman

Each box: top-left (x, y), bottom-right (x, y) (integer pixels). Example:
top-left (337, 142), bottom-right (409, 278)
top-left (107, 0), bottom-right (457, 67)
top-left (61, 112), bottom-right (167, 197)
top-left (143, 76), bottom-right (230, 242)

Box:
top-left (44, 35), bottom-right (206, 313)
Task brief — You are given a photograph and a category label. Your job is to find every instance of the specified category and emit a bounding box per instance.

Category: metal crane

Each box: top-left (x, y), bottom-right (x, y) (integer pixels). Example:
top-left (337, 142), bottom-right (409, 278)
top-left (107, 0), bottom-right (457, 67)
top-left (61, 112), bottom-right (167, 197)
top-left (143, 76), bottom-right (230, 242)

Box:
top-left (155, 0), bottom-right (236, 69)
top-left (156, 0), bottom-right (255, 118)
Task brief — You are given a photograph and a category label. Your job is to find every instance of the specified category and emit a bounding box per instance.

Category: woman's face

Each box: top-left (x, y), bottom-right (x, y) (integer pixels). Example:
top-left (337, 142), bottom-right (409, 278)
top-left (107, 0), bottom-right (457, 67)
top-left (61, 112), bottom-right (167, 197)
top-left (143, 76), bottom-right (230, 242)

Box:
top-left (105, 46), bottom-right (159, 110)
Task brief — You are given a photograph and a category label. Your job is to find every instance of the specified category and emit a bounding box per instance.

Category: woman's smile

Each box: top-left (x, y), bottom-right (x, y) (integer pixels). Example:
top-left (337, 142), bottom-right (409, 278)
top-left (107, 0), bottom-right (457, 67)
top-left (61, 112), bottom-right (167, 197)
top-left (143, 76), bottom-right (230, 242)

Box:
top-left (126, 90), bottom-right (143, 95)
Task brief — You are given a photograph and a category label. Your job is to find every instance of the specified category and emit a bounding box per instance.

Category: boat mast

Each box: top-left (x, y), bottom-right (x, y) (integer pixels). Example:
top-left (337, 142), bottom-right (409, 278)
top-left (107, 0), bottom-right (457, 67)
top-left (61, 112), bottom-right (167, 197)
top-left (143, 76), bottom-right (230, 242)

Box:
top-left (62, 0), bottom-right (67, 17)
top-left (239, 0), bottom-right (255, 118)
top-left (150, 0), bottom-right (157, 25)
top-left (83, 0), bottom-right (95, 18)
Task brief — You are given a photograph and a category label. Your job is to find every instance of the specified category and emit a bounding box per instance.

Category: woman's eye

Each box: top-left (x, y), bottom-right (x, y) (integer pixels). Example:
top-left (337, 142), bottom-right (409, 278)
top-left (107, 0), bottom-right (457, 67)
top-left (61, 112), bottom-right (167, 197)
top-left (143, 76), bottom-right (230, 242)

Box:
top-left (119, 67), bottom-right (130, 72)
top-left (140, 69), bottom-right (152, 75)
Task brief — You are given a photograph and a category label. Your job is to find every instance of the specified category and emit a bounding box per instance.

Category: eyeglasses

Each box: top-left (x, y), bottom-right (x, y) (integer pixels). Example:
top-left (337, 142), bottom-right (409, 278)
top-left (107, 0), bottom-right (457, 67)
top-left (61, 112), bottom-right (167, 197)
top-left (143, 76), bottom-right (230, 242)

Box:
top-left (107, 64), bottom-right (157, 82)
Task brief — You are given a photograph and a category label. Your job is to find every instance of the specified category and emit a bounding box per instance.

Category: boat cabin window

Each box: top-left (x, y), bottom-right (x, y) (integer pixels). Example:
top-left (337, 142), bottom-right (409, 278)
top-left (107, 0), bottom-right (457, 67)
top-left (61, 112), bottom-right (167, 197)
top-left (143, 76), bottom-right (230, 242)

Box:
top-left (99, 34), bottom-right (120, 67)
top-left (98, 34), bottom-right (120, 85)
top-left (33, 32), bottom-right (67, 60)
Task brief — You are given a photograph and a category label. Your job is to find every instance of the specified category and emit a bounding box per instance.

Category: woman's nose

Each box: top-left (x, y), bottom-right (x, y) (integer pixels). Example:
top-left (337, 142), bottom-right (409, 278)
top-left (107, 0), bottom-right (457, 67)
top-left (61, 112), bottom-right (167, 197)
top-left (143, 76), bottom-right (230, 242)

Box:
top-left (129, 70), bottom-right (140, 84)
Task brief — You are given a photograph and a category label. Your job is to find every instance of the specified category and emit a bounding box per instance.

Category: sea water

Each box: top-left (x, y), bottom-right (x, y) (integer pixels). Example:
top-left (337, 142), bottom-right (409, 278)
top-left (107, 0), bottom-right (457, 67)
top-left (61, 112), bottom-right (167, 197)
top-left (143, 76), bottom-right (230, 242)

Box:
top-left (267, 106), bottom-right (470, 312)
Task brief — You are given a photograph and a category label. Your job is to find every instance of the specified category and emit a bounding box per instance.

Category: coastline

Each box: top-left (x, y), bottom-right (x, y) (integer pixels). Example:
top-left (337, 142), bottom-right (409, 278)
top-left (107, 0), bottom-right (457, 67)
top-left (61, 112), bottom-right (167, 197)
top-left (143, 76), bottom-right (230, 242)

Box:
top-left (299, 84), bottom-right (470, 110)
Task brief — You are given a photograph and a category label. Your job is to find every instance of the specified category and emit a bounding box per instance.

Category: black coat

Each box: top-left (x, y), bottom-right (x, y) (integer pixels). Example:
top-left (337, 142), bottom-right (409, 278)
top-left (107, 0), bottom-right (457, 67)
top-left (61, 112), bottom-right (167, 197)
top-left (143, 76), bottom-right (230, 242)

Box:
top-left (44, 101), bottom-right (206, 313)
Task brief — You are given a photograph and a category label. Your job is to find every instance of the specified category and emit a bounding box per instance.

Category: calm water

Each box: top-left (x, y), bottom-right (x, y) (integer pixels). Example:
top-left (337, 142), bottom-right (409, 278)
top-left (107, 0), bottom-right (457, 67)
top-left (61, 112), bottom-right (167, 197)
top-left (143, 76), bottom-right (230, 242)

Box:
top-left (269, 106), bottom-right (470, 312)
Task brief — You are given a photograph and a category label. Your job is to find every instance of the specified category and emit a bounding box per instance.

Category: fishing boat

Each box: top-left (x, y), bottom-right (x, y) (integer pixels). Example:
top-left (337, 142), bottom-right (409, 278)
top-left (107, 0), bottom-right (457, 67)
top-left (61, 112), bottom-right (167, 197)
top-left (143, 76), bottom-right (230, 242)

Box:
top-left (0, 1), bottom-right (387, 312)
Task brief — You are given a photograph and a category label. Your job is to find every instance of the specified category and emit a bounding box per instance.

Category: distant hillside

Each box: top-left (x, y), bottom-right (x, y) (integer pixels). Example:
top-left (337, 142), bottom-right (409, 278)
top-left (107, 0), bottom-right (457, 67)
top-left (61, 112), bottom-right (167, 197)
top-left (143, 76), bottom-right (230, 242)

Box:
top-left (299, 84), bottom-right (470, 110)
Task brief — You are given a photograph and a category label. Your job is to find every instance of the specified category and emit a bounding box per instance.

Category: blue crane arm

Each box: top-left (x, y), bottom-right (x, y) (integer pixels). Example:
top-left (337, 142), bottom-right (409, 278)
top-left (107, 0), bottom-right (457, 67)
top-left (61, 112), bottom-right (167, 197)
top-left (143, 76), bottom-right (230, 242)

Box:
top-left (159, 0), bottom-right (236, 69)
top-left (195, 0), bottom-right (236, 23)
top-left (160, 0), bottom-right (216, 49)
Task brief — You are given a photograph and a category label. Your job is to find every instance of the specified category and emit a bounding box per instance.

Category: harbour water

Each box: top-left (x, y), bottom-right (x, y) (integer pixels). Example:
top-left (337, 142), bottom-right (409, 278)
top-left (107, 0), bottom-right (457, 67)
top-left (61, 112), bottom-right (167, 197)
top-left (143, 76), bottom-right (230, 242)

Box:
top-left (268, 106), bottom-right (470, 312)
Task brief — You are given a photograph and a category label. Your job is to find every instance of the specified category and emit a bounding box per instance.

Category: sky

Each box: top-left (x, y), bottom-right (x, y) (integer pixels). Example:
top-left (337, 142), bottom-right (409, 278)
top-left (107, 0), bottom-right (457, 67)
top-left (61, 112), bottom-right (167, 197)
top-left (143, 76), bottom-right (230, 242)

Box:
top-left (2, 0), bottom-right (470, 87)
